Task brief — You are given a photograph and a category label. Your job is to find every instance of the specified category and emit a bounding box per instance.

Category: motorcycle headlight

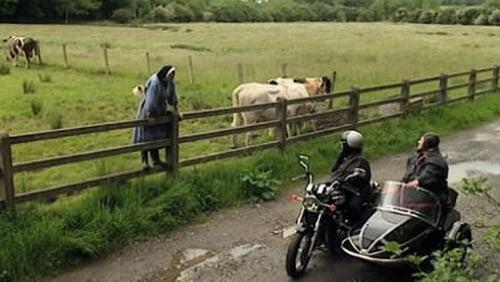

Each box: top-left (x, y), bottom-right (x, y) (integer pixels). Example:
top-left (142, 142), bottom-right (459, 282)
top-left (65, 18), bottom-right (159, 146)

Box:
top-left (303, 195), bottom-right (319, 211)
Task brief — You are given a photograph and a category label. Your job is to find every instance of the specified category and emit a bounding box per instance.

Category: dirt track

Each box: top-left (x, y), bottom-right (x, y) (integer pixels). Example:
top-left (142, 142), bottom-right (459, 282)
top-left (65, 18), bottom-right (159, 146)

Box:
top-left (50, 119), bottom-right (500, 282)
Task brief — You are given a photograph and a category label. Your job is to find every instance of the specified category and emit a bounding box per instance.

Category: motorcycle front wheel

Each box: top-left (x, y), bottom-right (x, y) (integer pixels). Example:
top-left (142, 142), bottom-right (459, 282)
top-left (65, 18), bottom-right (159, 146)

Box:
top-left (286, 232), bottom-right (313, 278)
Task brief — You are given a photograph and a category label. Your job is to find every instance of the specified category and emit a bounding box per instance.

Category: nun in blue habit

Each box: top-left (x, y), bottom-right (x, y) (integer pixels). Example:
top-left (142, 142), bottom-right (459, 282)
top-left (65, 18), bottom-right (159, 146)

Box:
top-left (133, 65), bottom-right (178, 169)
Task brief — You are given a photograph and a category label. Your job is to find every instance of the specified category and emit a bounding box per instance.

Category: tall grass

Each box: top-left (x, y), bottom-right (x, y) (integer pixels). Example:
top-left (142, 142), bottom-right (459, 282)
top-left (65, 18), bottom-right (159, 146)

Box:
top-left (30, 99), bottom-right (42, 116)
top-left (22, 80), bottom-right (36, 94)
top-left (1, 93), bottom-right (499, 282)
top-left (0, 63), bottom-right (10, 75)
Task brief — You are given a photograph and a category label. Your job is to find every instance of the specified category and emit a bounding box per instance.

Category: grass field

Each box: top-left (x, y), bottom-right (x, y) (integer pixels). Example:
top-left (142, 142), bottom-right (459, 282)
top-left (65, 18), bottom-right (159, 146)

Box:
top-left (0, 22), bottom-right (499, 192)
top-left (1, 22), bottom-right (500, 282)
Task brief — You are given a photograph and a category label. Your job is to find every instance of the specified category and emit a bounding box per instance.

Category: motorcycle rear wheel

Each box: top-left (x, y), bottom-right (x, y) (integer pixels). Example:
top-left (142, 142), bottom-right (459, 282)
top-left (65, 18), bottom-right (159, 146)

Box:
top-left (286, 233), bottom-right (313, 278)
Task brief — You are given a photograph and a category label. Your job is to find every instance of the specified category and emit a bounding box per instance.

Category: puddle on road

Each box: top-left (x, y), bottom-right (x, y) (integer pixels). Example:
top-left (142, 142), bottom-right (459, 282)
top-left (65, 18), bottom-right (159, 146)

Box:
top-left (449, 161), bottom-right (500, 184)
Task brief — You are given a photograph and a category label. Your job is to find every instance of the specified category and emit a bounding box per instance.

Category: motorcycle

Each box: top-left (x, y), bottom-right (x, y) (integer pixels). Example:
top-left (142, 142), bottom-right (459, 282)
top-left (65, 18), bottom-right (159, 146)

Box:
top-left (284, 155), bottom-right (378, 278)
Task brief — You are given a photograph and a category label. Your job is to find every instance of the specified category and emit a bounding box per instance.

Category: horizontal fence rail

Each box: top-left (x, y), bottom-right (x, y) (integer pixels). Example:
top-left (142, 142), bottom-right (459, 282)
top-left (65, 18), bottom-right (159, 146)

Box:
top-left (10, 116), bottom-right (171, 145)
top-left (0, 64), bottom-right (499, 211)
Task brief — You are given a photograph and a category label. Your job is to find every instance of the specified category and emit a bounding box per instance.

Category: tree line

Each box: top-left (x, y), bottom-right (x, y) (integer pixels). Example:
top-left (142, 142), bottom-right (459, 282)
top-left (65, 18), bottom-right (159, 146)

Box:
top-left (1, 0), bottom-right (499, 25)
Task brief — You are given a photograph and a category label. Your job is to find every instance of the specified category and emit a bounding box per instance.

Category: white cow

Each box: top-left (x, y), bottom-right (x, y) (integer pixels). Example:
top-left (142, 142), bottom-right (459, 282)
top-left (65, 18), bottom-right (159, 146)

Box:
top-left (231, 81), bottom-right (315, 148)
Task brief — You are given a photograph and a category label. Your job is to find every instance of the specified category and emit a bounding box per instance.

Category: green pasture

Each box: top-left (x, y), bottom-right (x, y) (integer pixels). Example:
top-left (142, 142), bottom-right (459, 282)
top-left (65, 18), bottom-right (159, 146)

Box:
top-left (0, 22), bottom-right (499, 192)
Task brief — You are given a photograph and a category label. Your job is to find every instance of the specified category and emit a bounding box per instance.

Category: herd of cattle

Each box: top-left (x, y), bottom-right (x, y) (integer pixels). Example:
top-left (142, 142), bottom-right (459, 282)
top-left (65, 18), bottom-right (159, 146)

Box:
top-left (2, 35), bottom-right (41, 68)
top-left (134, 76), bottom-right (332, 148)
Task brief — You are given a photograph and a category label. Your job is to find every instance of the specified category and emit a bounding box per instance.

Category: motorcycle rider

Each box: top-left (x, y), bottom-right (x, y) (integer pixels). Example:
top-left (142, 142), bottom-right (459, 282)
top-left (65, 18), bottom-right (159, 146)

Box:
top-left (327, 130), bottom-right (372, 223)
top-left (402, 132), bottom-right (449, 205)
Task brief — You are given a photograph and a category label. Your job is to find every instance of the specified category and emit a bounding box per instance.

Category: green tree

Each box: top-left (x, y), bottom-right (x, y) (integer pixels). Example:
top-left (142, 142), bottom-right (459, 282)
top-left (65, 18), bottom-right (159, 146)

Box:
top-left (56, 0), bottom-right (101, 23)
top-left (0, 0), bottom-right (18, 17)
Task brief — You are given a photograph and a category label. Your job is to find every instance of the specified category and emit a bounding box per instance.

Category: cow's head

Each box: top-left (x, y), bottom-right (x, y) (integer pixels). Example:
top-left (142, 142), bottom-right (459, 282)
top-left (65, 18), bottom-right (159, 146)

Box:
top-left (321, 76), bottom-right (332, 94)
top-left (299, 77), bottom-right (332, 96)
top-left (2, 35), bottom-right (15, 43)
top-left (132, 85), bottom-right (145, 97)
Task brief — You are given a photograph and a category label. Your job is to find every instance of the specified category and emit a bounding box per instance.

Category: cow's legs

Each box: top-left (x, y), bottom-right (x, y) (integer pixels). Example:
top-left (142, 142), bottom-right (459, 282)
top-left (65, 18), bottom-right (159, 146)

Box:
top-left (24, 51), bottom-right (30, 69)
top-left (231, 112), bottom-right (244, 149)
top-left (243, 115), bottom-right (259, 147)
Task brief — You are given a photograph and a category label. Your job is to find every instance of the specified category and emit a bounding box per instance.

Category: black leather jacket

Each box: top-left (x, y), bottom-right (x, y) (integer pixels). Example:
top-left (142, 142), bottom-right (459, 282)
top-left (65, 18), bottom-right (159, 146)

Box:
top-left (402, 148), bottom-right (449, 199)
top-left (328, 152), bottom-right (372, 197)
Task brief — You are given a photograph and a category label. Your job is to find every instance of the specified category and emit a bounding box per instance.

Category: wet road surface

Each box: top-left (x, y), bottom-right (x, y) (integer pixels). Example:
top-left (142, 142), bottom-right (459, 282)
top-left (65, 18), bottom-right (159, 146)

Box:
top-left (50, 119), bottom-right (500, 282)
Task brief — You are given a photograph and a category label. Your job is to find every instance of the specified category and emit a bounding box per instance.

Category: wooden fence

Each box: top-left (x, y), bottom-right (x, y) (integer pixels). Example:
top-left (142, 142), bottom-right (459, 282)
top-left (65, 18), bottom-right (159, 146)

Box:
top-left (0, 65), bottom-right (499, 211)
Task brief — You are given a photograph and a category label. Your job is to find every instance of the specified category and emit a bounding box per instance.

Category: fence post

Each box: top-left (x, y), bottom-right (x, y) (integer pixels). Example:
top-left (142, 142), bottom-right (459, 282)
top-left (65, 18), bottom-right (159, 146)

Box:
top-left (188, 55), bottom-right (195, 84)
top-left (103, 46), bottom-right (111, 75)
top-left (237, 63), bottom-right (244, 84)
top-left (146, 51), bottom-right (151, 74)
top-left (328, 70), bottom-right (337, 109)
top-left (281, 63), bottom-right (288, 78)
top-left (492, 65), bottom-right (499, 91)
top-left (62, 44), bottom-right (69, 69)
top-left (400, 80), bottom-right (410, 116)
top-left (167, 113), bottom-right (179, 174)
top-left (0, 132), bottom-right (15, 211)
top-left (468, 69), bottom-right (477, 102)
top-left (439, 74), bottom-right (448, 105)
top-left (349, 88), bottom-right (360, 129)
top-left (276, 98), bottom-right (288, 152)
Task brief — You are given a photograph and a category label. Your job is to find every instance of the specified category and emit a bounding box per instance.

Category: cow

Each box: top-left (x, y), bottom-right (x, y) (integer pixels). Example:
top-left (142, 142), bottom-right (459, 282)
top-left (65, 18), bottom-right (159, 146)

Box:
top-left (231, 79), bottom-right (323, 148)
top-left (269, 76), bottom-right (332, 133)
top-left (2, 35), bottom-right (40, 68)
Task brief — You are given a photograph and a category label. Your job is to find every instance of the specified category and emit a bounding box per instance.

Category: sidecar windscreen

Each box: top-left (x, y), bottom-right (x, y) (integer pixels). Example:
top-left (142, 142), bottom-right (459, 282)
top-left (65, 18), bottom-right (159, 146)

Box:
top-left (378, 181), bottom-right (441, 226)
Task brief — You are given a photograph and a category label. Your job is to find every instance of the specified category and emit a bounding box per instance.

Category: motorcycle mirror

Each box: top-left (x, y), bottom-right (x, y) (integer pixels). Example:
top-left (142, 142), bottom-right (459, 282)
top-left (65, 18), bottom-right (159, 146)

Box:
top-left (297, 154), bottom-right (310, 170)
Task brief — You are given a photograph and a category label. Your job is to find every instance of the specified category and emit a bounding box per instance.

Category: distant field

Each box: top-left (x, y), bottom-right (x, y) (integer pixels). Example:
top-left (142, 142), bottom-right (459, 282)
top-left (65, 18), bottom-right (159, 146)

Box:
top-left (0, 22), bottom-right (499, 192)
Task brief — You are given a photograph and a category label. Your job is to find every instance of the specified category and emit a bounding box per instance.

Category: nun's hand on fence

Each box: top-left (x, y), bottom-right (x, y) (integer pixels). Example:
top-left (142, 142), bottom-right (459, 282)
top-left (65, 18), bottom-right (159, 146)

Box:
top-left (177, 112), bottom-right (184, 121)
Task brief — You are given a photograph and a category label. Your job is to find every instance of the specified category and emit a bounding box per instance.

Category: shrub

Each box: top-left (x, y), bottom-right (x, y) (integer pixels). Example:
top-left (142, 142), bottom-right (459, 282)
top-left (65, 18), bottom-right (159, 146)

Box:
top-left (310, 2), bottom-right (336, 21)
top-left (242, 170), bottom-right (280, 202)
top-left (38, 73), bottom-right (52, 83)
top-left (49, 113), bottom-right (64, 129)
top-left (489, 9), bottom-right (500, 25)
top-left (392, 7), bottom-right (409, 22)
top-left (419, 9), bottom-right (438, 24)
top-left (167, 3), bottom-right (196, 22)
top-left (474, 14), bottom-right (490, 25)
top-left (0, 63), bottom-right (10, 75)
top-left (332, 5), bottom-right (348, 22)
top-left (150, 6), bottom-right (174, 22)
top-left (457, 7), bottom-right (481, 25)
top-left (111, 8), bottom-right (134, 23)
top-left (262, 0), bottom-right (313, 22)
top-left (30, 99), bottom-right (42, 116)
top-left (22, 80), bottom-right (36, 94)
top-left (356, 8), bottom-right (375, 22)
top-left (437, 8), bottom-right (458, 24)
top-left (407, 9), bottom-right (423, 23)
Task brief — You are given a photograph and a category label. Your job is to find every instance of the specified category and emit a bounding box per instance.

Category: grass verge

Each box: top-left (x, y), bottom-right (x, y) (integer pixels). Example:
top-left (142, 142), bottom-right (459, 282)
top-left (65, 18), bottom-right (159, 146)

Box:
top-left (1, 93), bottom-right (500, 281)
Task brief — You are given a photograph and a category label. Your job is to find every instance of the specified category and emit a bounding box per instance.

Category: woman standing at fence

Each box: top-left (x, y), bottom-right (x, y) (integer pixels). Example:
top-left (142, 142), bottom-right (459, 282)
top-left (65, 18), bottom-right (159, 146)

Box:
top-left (133, 65), bottom-right (179, 169)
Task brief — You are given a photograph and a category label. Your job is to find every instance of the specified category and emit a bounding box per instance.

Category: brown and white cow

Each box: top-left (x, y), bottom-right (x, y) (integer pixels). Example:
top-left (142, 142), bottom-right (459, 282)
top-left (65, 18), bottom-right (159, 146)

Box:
top-left (231, 78), bottom-right (327, 148)
top-left (2, 35), bottom-right (40, 68)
